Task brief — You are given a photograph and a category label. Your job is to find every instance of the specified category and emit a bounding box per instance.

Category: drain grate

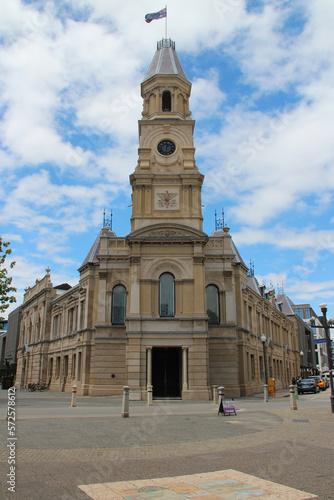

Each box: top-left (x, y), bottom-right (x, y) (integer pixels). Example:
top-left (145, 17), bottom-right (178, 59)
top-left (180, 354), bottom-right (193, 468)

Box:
top-left (292, 419), bottom-right (309, 423)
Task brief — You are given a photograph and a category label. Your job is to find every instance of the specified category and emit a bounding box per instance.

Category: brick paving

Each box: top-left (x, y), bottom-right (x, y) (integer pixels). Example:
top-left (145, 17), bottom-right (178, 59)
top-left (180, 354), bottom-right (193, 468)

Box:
top-left (0, 390), bottom-right (333, 499)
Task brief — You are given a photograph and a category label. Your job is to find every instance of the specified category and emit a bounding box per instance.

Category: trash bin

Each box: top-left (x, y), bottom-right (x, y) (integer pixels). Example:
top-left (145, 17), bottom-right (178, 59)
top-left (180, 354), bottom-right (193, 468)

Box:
top-left (268, 378), bottom-right (276, 397)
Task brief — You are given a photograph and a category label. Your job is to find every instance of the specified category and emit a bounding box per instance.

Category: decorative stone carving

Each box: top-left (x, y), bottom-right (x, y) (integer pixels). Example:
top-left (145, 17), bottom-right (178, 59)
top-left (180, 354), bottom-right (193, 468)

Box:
top-left (154, 188), bottom-right (179, 210)
top-left (193, 256), bottom-right (205, 264)
top-left (148, 229), bottom-right (184, 237)
top-left (156, 190), bottom-right (178, 209)
top-left (207, 239), bottom-right (224, 248)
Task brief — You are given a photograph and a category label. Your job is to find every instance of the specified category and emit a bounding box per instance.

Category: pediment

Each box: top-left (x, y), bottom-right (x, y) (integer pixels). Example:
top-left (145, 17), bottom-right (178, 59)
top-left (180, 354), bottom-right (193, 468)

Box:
top-left (126, 224), bottom-right (208, 241)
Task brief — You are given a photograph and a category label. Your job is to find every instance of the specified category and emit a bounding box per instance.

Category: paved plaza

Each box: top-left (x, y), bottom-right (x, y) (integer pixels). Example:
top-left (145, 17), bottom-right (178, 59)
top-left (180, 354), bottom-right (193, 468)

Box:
top-left (0, 389), bottom-right (333, 499)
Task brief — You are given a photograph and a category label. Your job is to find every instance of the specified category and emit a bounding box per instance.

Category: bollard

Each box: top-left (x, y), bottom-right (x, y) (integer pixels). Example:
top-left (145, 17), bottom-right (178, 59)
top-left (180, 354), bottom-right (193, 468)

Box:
top-left (147, 385), bottom-right (153, 406)
top-left (289, 384), bottom-right (297, 410)
top-left (212, 385), bottom-right (218, 405)
top-left (218, 386), bottom-right (225, 408)
top-left (71, 384), bottom-right (77, 407)
top-left (294, 385), bottom-right (299, 401)
top-left (121, 386), bottom-right (130, 418)
top-left (264, 384), bottom-right (269, 402)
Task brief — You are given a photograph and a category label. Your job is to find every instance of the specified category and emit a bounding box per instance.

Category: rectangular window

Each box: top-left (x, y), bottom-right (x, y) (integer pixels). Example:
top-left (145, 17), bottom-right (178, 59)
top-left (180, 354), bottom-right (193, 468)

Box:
top-left (48, 358), bottom-right (53, 383)
top-left (294, 308), bottom-right (304, 319)
top-left (72, 354), bottom-right (76, 379)
top-left (56, 356), bottom-right (61, 379)
top-left (248, 306), bottom-right (252, 331)
top-left (112, 286), bottom-right (126, 324)
top-left (244, 302), bottom-right (248, 328)
top-left (68, 308), bottom-right (74, 333)
top-left (305, 308), bottom-right (311, 319)
top-left (79, 301), bottom-right (85, 329)
top-left (64, 355), bottom-right (69, 378)
top-left (259, 356), bottom-right (263, 380)
top-left (160, 274), bottom-right (174, 317)
top-left (77, 352), bottom-right (82, 381)
top-left (257, 312), bottom-right (261, 334)
top-left (251, 354), bottom-right (255, 380)
top-left (52, 315), bottom-right (58, 339)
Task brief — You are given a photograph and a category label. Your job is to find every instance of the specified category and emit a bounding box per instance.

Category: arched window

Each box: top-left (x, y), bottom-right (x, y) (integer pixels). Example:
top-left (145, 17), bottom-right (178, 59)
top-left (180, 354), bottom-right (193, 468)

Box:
top-left (160, 273), bottom-right (174, 317)
top-left (112, 285), bottom-right (126, 324)
top-left (162, 90), bottom-right (171, 112)
top-left (206, 285), bottom-right (220, 324)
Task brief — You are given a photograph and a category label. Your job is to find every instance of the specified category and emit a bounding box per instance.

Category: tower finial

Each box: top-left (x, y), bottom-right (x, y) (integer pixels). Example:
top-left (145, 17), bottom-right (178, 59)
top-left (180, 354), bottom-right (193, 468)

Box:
top-left (215, 208), bottom-right (225, 230)
top-left (103, 209), bottom-right (113, 230)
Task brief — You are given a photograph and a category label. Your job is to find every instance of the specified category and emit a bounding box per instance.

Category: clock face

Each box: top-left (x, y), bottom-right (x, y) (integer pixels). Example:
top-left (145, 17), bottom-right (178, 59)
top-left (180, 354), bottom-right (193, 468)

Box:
top-left (157, 140), bottom-right (176, 156)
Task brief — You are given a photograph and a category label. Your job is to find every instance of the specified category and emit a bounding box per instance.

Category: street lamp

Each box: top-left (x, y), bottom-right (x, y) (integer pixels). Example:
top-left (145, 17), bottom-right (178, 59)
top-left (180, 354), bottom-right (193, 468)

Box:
top-left (300, 351), bottom-right (304, 379)
top-left (261, 334), bottom-right (269, 402)
top-left (319, 304), bottom-right (334, 414)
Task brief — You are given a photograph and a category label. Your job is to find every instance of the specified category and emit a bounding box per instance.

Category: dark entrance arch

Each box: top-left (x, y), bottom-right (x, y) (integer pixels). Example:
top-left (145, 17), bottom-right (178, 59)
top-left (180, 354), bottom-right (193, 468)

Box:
top-left (152, 347), bottom-right (181, 398)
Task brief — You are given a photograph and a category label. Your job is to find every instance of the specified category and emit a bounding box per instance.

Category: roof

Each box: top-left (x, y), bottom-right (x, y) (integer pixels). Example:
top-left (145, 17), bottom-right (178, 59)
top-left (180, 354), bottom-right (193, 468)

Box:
top-left (230, 238), bottom-right (247, 268)
top-left (79, 228), bottom-right (116, 271)
top-left (210, 229), bottom-right (247, 269)
top-left (54, 283), bottom-right (72, 291)
top-left (276, 293), bottom-right (297, 316)
top-left (247, 276), bottom-right (264, 295)
top-left (143, 39), bottom-right (189, 82)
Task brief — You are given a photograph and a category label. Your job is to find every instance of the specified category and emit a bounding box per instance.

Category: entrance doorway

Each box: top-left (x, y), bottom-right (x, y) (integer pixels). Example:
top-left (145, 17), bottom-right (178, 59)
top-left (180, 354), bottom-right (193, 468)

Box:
top-left (152, 347), bottom-right (181, 398)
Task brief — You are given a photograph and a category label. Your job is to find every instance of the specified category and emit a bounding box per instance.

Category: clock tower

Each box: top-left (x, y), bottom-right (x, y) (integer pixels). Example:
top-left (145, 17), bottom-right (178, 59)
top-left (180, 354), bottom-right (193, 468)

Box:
top-left (130, 38), bottom-right (204, 231)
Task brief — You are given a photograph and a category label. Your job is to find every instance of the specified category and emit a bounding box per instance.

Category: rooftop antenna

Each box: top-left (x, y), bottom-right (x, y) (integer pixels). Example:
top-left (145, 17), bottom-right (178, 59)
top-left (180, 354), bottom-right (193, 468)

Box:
top-left (215, 208), bottom-right (225, 231)
top-left (247, 260), bottom-right (255, 277)
top-left (103, 209), bottom-right (113, 231)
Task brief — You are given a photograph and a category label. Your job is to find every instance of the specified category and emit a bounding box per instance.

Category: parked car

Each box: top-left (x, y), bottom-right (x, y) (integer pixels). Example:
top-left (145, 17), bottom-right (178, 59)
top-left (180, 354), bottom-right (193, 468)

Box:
top-left (312, 375), bottom-right (326, 391)
top-left (321, 374), bottom-right (330, 389)
top-left (297, 378), bottom-right (319, 394)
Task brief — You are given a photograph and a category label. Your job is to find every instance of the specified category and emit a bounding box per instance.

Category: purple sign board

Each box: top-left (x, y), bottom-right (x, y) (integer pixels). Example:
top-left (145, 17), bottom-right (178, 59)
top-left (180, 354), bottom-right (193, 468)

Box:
top-left (218, 400), bottom-right (237, 416)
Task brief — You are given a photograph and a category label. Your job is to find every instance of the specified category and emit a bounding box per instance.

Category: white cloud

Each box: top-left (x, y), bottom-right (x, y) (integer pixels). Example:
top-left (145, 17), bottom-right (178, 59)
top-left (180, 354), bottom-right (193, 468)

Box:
top-left (234, 226), bottom-right (334, 254)
top-left (191, 71), bottom-right (226, 120)
top-left (0, 0), bottom-right (334, 318)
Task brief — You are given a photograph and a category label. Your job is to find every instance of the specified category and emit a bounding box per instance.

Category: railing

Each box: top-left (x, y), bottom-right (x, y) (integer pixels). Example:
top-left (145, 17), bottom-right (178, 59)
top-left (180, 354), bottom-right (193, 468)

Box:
top-left (157, 38), bottom-right (175, 50)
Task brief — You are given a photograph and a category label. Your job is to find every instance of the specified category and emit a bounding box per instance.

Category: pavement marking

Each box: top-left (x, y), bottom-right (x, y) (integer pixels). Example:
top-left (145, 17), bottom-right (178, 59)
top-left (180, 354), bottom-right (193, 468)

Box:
top-left (78, 469), bottom-right (318, 499)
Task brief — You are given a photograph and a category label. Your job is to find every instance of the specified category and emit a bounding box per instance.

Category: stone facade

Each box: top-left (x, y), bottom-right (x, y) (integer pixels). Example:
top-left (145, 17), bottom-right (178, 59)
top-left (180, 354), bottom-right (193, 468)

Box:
top-left (15, 39), bottom-right (299, 399)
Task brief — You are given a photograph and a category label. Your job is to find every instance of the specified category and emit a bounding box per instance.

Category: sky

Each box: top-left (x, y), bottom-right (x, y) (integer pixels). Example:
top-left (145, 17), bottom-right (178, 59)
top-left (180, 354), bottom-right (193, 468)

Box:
top-left (1, 0), bottom-right (334, 324)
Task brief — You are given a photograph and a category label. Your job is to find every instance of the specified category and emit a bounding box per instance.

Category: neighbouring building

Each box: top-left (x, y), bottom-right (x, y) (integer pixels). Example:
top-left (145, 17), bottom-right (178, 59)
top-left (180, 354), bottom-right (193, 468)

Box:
top-left (276, 294), bottom-right (317, 378)
top-left (294, 303), bottom-right (328, 375)
top-left (1, 309), bottom-right (21, 386)
top-left (15, 39), bottom-right (299, 399)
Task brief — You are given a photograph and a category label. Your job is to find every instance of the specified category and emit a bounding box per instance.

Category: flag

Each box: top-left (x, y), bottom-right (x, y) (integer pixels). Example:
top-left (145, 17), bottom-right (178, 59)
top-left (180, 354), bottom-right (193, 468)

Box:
top-left (145, 8), bottom-right (167, 23)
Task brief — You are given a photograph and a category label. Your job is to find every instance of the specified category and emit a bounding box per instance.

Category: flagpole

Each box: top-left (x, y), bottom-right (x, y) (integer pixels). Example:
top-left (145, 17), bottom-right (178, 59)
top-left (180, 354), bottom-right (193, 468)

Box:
top-left (165, 5), bottom-right (167, 39)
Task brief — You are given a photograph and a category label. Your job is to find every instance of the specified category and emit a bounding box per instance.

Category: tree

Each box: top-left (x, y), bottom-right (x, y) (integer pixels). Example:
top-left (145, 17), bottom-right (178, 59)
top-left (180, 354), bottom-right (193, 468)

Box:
top-left (0, 237), bottom-right (17, 320)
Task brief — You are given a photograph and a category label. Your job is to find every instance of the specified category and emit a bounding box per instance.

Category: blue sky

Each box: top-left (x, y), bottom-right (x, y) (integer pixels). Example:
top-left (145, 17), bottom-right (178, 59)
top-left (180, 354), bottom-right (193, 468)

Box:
top-left (1, 0), bottom-right (334, 324)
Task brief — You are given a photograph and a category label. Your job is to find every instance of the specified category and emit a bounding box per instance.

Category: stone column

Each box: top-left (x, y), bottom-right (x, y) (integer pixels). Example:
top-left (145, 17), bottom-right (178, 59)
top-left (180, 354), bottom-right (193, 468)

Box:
top-left (147, 385), bottom-right (153, 406)
top-left (147, 346), bottom-right (152, 389)
top-left (182, 346), bottom-right (188, 391)
top-left (97, 272), bottom-right (107, 324)
top-left (212, 385), bottom-right (218, 404)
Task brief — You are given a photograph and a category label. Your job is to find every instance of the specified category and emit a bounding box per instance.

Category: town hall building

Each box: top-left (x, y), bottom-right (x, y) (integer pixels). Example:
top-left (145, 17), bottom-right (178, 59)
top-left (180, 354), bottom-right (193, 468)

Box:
top-left (15, 39), bottom-right (299, 399)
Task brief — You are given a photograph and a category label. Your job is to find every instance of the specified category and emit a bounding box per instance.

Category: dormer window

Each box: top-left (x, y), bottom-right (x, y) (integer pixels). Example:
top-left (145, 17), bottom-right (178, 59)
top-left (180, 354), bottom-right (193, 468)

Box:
top-left (162, 90), bottom-right (171, 112)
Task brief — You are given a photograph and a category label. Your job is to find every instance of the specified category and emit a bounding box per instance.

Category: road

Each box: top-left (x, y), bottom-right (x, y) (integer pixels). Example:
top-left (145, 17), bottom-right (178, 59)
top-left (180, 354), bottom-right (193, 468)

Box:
top-left (0, 388), bottom-right (333, 499)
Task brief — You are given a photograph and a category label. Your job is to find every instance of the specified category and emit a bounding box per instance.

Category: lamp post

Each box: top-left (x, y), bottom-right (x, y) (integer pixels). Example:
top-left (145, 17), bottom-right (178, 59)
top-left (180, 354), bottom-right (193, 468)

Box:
top-left (319, 304), bottom-right (334, 414)
top-left (261, 334), bottom-right (269, 402)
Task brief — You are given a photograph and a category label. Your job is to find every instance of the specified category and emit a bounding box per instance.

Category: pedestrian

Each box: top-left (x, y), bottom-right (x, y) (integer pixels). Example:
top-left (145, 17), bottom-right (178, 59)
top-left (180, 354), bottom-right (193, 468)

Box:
top-left (292, 377), bottom-right (296, 385)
